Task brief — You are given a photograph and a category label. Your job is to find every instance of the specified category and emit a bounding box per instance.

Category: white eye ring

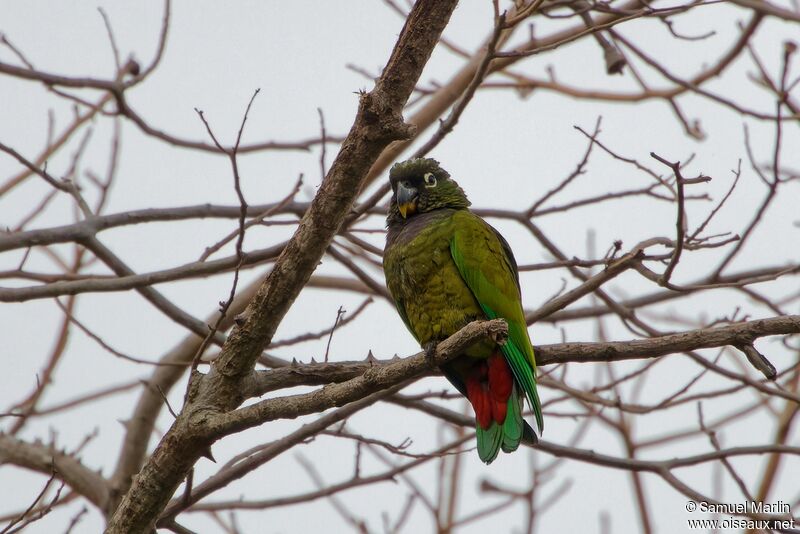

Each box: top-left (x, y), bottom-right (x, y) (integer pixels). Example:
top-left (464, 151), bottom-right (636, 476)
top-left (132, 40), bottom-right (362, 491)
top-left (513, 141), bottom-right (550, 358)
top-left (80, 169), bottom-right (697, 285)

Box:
top-left (423, 172), bottom-right (437, 188)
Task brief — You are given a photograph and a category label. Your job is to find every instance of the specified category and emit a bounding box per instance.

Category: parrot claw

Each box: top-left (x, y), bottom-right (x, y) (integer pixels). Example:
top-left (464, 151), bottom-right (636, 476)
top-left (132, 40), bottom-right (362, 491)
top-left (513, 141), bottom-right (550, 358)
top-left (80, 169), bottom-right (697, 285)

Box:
top-left (423, 341), bottom-right (438, 362)
top-left (489, 324), bottom-right (508, 346)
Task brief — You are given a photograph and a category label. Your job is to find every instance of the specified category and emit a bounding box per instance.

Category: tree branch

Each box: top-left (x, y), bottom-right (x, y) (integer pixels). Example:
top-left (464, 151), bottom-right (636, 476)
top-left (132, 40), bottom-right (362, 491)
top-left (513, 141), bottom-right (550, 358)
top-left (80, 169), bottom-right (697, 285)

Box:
top-left (0, 434), bottom-right (108, 511)
top-left (209, 319), bottom-right (508, 438)
top-left (535, 315), bottom-right (800, 366)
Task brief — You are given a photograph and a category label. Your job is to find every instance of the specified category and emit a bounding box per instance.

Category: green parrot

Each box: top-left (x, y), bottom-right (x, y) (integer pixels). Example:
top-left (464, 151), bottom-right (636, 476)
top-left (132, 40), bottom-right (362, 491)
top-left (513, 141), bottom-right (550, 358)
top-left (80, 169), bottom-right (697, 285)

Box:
top-left (382, 158), bottom-right (543, 464)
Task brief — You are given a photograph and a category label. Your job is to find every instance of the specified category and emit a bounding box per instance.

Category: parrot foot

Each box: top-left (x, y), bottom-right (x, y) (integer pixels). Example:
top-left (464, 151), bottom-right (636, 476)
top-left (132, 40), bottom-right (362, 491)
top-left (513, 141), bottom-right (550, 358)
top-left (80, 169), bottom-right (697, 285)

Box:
top-left (423, 341), bottom-right (439, 362)
top-left (489, 321), bottom-right (509, 346)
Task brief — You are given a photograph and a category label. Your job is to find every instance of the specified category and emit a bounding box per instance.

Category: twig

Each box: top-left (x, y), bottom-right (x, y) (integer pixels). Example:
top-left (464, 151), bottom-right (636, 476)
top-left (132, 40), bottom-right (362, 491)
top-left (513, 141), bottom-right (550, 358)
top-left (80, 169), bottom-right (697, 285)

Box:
top-left (649, 152), bottom-right (690, 285)
top-left (190, 88), bottom-right (261, 373)
top-left (323, 306), bottom-right (346, 362)
top-left (1, 467), bottom-right (60, 534)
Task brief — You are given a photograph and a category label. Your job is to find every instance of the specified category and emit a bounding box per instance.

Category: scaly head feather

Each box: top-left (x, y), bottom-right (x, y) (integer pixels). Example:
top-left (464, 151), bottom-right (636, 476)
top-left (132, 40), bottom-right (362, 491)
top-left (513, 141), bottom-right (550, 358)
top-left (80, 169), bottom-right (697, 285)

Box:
top-left (387, 158), bottom-right (470, 227)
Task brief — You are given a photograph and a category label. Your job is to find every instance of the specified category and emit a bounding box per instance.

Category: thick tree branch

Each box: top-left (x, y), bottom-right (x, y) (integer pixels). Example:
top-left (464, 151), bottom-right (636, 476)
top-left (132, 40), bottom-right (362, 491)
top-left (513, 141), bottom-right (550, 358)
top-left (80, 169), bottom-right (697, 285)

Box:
top-left (238, 315), bottom-right (799, 399)
top-left (209, 319), bottom-right (508, 438)
top-left (157, 383), bottom-right (410, 524)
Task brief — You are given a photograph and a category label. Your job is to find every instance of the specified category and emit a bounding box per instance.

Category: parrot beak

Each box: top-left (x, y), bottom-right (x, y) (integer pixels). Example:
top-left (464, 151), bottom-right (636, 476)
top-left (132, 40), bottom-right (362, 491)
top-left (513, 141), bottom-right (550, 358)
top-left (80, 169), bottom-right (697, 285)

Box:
top-left (396, 181), bottom-right (418, 219)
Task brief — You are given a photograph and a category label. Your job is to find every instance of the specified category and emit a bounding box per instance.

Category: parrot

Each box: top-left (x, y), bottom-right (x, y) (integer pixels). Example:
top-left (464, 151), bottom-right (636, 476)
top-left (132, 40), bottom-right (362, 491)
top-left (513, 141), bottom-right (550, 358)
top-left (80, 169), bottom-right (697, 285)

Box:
top-left (382, 157), bottom-right (543, 464)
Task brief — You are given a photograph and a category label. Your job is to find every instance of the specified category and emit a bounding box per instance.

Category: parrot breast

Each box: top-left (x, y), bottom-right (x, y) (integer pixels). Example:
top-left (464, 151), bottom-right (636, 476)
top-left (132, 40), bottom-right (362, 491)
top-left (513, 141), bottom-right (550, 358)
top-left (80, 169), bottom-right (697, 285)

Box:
top-left (384, 210), bottom-right (492, 357)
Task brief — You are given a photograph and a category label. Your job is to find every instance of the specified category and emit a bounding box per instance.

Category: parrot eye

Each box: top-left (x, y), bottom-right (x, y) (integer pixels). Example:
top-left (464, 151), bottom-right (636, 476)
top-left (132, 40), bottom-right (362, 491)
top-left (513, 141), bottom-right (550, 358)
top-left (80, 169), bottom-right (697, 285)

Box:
top-left (423, 172), bottom-right (437, 188)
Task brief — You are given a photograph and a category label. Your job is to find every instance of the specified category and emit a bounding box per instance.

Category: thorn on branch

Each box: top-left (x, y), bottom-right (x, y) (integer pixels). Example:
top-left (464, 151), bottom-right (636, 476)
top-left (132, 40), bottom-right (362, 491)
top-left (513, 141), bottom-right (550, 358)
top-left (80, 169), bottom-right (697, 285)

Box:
top-left (200, 447), bottom-right (216, 463)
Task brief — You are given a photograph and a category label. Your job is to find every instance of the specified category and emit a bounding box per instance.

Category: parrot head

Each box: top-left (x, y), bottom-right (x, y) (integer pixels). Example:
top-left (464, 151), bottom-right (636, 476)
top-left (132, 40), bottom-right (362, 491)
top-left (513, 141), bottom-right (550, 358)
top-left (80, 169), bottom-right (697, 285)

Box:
top-left (388, 158), bottom-right (471, 222)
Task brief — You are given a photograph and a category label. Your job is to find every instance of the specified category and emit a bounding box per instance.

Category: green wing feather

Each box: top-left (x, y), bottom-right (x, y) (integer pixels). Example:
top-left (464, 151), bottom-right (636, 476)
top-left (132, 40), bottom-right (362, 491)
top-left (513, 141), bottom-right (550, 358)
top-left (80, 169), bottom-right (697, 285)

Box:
top-left (449, 211), bottom-right (544, 434)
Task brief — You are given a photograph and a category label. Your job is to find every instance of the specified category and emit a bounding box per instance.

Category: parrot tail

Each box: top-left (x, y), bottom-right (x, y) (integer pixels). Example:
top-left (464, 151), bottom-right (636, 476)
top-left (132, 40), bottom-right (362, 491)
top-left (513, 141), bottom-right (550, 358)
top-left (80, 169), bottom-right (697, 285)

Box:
top-left (466, 353), bottom-right (526, 464)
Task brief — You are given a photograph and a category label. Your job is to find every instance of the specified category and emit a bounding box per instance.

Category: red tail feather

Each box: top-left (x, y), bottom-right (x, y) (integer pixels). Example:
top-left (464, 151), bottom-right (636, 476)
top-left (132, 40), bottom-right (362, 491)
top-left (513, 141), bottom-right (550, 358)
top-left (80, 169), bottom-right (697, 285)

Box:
top-left (488, 353), bottom-right (513, 401)
top-left (466, 375), bottom-right (492, 429)
top-left (466, 353), bottom-right (515, 428)
top-left (490, 398), bottom-right (507, 423)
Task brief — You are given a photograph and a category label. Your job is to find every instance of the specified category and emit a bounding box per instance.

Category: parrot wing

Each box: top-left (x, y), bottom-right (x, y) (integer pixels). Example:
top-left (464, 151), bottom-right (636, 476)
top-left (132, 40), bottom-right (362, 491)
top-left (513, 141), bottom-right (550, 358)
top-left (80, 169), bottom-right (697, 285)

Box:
top-left (449, 210), bottom-right (543, 433)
